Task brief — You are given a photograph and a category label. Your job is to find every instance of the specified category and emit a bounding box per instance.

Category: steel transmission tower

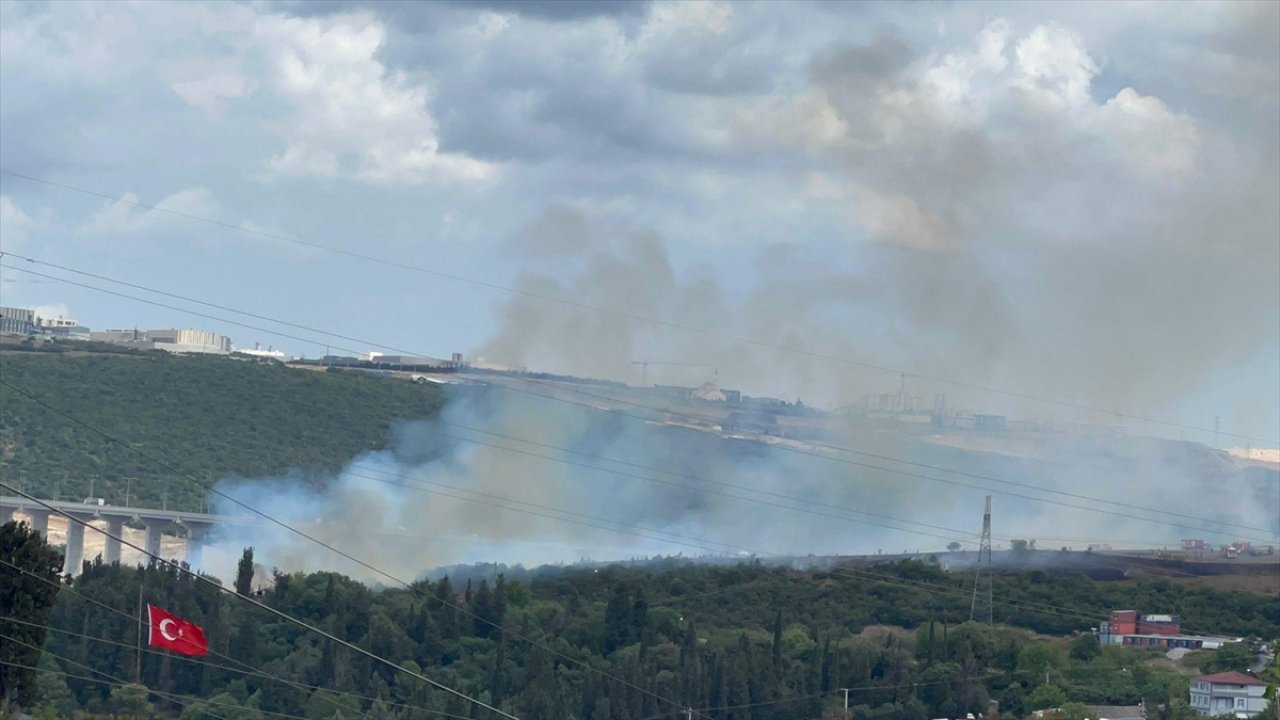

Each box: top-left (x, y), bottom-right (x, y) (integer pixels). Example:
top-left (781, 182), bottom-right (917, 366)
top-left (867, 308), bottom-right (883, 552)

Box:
top-left (969, 495), bottom-right (993, 625)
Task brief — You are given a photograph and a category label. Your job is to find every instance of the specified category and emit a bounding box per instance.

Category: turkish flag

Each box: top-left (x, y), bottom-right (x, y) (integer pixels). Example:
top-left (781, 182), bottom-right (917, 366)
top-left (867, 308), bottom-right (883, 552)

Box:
top-left (146, 604), bottom-right (208, 656)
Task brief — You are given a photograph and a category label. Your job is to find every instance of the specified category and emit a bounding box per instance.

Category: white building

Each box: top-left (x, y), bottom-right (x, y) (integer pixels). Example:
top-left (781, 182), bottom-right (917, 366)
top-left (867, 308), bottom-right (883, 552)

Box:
top-left (1190, 671), bottom-right (1268, 718)
top-left (148, 328), bottom-right (232, 354)
top-left (37, 315), bottom-right (91, 340)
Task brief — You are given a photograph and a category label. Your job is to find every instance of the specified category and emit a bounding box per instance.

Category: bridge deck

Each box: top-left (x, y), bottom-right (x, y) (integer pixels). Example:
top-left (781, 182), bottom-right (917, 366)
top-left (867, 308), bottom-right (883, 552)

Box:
top-left (0, 495), bottom-right (253, 526)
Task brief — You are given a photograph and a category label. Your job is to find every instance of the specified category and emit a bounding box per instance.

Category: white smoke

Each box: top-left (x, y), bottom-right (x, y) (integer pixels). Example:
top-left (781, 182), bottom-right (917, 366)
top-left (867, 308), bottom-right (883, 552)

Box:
top-left (202, 387), bottom-right (1278, 584)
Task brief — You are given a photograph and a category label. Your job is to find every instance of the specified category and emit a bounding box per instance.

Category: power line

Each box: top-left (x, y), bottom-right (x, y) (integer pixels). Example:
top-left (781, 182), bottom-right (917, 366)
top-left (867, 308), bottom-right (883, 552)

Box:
top-left (0, 370), bottom-right (1231, 599)
top-left (0, 388), bottom-right (1183, 720)
top-left (3, 438), bottom-right (1228, 638)
top-left (0, 168), bottom-right (1269, 445)
top-left (0, 557), bottom-right (452, 720)
top-left (0, 656), bottom-right (308, 720)
top-left (0, 405), bottom-right (703, 720)
top-left (0, 637), bottom-right (233, 720)
top-left (2, 472), bottom-right (1240, 681)
top-left (0, 483), bottom-right (522, 720)
top-left (0, 281), bottom-right (1259, 632)
top-left (1, 614), bottom-right (471, 720)
top-left (1, 258), bottom-right (1270, 543)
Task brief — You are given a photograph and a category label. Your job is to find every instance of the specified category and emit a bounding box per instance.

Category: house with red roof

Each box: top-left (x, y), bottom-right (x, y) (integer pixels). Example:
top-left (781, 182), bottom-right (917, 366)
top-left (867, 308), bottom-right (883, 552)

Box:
top-left (1189, 671), bottom-right (1268, 718)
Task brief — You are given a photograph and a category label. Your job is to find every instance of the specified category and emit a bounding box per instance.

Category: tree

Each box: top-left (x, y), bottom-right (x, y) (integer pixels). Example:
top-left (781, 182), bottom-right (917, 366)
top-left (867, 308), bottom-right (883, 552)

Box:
top-left (1198, 643), bottom-right (1253, 675)
top-left (604, 585), bottom-right (633, 655)
top-left (1028, 684), bottom-right (1068, 711)
top-left (235, 547), bottom-right (255, 596)
top-left (110, 682), bottom-right (155, 719)
top-left (31, 654), bottom-right (75, 717)
top-left (0, 521), bottom-right (64, 713)
top-left (1018, 643), bottom-right (1067, 678)
top-left (1069, 633), bottom-right (1102, 662)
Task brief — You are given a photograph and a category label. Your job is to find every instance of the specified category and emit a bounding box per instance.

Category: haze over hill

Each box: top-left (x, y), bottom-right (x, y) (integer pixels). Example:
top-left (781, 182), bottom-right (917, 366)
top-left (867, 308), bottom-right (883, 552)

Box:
top-left (4, 348), bottom-right (1273, 583)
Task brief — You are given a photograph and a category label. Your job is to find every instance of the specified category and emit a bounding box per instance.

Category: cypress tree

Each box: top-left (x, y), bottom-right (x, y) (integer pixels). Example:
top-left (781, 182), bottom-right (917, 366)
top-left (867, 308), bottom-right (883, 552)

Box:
top-left (234, 547), bottom-right (254, 596)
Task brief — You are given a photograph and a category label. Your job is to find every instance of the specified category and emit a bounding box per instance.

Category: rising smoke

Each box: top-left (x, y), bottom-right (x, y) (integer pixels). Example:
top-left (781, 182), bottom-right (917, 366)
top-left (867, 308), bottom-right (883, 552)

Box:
top-left (204, 9), bottom-right (1280, 583)
top-left (478, 11), bottom-right (1280, 432)
top-left (204, 385), bottom-right (1279, 583)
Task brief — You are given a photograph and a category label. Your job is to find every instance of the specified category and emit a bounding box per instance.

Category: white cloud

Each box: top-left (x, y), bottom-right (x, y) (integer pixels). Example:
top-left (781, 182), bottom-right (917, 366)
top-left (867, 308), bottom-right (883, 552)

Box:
top-left (642, 1), bottom-right (734, 40)
top-left (81, 188), bottom-right (221, 237)
top-left (1012, 23), bottom-right (1098, 110)
top-left (0, 195), bottom-right (37, 251)
top-left (733, 17), bottom-right (1205, 249)
top-left (1095, 87), bottom-right (1200, 179)
top-left (254, 12), bottom-right (498, 185)
top-left (169, 68), bottom-right (256, 114)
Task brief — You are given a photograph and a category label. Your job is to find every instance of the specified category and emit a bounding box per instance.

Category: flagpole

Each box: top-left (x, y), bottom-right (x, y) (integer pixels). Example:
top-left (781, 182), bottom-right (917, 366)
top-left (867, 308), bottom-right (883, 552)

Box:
top-left (136, 580), bottom-right (144, 682)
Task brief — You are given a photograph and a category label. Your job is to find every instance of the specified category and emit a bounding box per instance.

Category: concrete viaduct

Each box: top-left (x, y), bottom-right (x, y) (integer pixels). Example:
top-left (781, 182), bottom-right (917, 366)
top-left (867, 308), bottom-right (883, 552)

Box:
top-left (0, 495), bottom-right (252, 573)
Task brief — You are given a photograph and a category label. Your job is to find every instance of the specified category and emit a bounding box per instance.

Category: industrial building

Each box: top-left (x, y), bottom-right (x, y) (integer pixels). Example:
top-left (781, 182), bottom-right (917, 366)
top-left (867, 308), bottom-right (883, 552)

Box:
top-left (38, 315), bottom-right (91, 340)
top-left (1098, 610), bottom-right (1239, 650)
top-left (1189, 671), bottom-right (1269, 717)
top-left (0, 306), bottom-right (36, 335)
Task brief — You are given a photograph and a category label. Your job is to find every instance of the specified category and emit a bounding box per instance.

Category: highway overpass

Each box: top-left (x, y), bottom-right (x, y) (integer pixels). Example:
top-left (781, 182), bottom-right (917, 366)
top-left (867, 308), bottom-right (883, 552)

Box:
top-left (1, 495), bottom-right (252, 573)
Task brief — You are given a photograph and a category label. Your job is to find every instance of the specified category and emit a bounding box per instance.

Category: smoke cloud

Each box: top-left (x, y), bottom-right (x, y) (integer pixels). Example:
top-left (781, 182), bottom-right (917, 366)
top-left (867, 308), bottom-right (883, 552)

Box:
top-left (201, 8), bottom-right (1280, 584)
top-left (204, 387), bottom-right (1278, 583)
top-left (477, 13), bottom-right (1280, 437)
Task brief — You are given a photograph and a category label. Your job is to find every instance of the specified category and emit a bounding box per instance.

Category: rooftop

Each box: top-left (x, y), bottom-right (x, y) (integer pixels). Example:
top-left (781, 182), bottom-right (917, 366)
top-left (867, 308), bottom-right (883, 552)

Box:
top-left (1086, 705), bottom-right (1145, 720)
top-left (1193, 670), bottom-right (1267, 687)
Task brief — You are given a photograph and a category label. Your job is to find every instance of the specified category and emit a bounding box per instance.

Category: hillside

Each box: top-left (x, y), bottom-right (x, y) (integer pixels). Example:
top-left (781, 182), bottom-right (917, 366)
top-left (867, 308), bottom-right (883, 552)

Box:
top-left (0, 350), bottom-right (444, 511)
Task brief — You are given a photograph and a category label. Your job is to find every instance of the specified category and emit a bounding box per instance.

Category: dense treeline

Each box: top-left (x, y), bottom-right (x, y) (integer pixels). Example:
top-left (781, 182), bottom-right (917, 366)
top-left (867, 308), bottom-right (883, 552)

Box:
top-left (0, 352), bottom-right (444, 511)
top-left (18, 551), bottom-right (1278, 720)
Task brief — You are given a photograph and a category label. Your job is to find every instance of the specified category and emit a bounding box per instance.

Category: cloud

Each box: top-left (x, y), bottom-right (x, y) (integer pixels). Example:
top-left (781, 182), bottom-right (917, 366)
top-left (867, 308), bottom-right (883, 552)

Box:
top-left (81, 188), bottom-right (222, 238)
top-left (253, 12), bottom-right (498, 185)
top-left (0, 0), bottom-right (1274, 443)
top-left (477, 12), bottom-right (1275, 428)
top-left (0, 195), bottom-right (37, 250)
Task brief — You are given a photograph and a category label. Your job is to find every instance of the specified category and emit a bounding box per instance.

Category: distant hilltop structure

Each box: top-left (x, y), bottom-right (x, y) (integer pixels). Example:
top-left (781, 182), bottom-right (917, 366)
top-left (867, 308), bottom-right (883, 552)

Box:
top-left (1227, 447), bottom-right (1280, 464)
top-left (0, 306), bottom-right (90, 339)
top-left (91, 328), bottom-right (232, 354)
top-left (235, 343), bottom-right (288, 360)
top-left (1, 305), bottom-right (237, 355)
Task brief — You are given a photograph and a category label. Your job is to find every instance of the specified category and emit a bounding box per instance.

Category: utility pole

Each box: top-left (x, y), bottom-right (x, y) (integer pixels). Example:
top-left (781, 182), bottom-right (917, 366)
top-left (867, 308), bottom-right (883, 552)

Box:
top-left (840, 687), bottom-right (852, 717)
top-left (970, 496), bottom-right (993, 625)
top-left (124, 477), bottom-right (137, 507)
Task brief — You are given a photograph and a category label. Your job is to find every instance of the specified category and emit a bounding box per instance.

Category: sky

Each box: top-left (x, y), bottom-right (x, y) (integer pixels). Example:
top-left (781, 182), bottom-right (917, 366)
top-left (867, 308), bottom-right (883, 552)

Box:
top-left (1, 0), bottom-right (1277, 447)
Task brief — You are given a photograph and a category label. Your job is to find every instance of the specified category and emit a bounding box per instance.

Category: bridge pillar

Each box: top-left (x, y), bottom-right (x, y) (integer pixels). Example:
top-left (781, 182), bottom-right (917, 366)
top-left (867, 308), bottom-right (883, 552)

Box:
top-left (144, 522), bottom-right (164, 561)
top-left (25, 509), bottom-right (50, 536)
top-left (65, 520), bottom-right (86, 576)
top-left (185, 526), bottom-right (209, 569)
top-left (104, 518), bottom-right (124, 564)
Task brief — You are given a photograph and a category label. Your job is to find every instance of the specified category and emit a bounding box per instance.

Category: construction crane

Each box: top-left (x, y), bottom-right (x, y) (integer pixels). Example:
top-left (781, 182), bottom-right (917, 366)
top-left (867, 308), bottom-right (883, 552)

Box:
top-left (630, 360), bottom-right (716, 386)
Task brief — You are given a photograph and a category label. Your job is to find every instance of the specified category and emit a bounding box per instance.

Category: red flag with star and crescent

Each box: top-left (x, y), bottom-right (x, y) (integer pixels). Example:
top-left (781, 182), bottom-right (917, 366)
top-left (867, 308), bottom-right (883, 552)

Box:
top-left (146, 604), bottom-right (208, 656)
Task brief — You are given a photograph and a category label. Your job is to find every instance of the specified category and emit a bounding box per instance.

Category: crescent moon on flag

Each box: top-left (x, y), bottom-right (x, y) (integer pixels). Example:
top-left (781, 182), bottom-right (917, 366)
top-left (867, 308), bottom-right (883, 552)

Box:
top-left (159, 618), bottom-right (180, 641)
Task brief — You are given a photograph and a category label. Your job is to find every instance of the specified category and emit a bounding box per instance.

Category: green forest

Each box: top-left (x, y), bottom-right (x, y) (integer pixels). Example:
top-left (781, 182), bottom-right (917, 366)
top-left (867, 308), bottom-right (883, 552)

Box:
top-left (4, 525), bottom-right (1278, 720)
top-left (0, 350), bottom-right (444, 511)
